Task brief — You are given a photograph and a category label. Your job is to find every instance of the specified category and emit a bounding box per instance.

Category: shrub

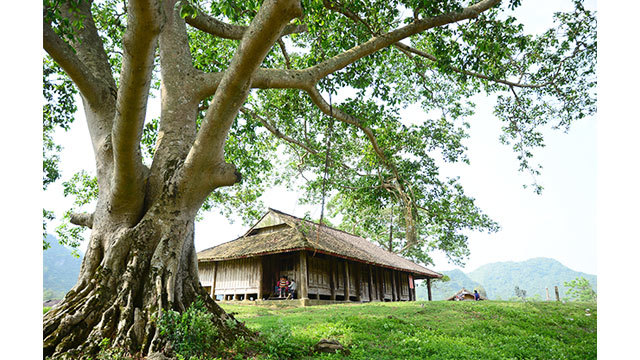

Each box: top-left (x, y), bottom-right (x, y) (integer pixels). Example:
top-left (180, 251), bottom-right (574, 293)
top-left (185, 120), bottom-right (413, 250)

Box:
top-left (564, 277), bottom-right (597, 302)
top-left (156, 299), bottom-right (220, 359)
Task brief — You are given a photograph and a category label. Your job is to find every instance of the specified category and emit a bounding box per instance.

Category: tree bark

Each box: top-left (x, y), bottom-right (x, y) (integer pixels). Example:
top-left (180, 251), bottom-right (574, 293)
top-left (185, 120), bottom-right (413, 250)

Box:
top-left (43, 196), bottom-right (252, 358)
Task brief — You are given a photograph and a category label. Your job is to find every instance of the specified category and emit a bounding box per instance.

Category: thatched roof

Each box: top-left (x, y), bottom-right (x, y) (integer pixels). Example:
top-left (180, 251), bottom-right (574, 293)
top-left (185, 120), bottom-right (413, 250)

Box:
top-left (446, 288), bottom-right (487, 301)
top-left (197, 209), bottom-right (442, 279)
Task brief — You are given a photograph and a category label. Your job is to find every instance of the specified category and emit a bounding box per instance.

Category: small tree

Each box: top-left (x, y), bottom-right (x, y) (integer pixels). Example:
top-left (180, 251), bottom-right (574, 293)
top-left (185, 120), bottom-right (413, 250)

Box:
top-left (514, 285), bottom-right (527, 301)
top-left (564, 277), bottom-right (596, 302)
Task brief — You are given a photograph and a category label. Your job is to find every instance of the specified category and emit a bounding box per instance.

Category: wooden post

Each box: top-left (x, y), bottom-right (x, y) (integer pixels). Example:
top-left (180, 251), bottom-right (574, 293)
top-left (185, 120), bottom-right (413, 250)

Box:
top-left (344, 260), bottom-right (351, 301)
top-left (299, 251), bottom-right (309, 300)
top-left (211, 262), bottom-right (218, 300)
top-left (330, 258), bottom-right (337, 300)
top-left (545, 287), bottom-right (550, 301)
top-left (378, 268), bottom-right (385, 301)
top-left (354, 263), bottom-right (362, 302)
top-left (408, 275), bottom-right (414, 301)
top-left (368, 265), bottom-right (374, 301)
top-left (391, 270), bottom-right (398, 301)
top-left (427, 278), bottom-right (432, 301)
top-left (554, 285), bottom-right (560, 302)
top-left (257, 257), bottom-right (263, 301)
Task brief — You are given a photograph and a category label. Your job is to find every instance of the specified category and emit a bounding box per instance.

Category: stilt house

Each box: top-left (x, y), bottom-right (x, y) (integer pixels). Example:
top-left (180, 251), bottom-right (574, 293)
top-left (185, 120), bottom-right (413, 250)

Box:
top-left (197, 209), bottom-right (442, 304)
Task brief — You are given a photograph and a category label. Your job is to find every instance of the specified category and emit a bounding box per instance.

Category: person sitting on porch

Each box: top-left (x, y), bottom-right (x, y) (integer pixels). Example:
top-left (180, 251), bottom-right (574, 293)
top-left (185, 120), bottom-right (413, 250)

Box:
top-left (287, 279), bottom-right (297, 299)
top-left (275, 276), bottom-right (289, 298)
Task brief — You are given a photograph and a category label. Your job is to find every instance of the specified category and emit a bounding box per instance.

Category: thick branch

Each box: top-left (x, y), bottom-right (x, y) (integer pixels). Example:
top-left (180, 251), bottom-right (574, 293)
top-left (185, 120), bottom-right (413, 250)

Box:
top-left (43, 21), bottom-right (107, 107)
top-left (110, 0), bottom-right (164, 218)
top-left (185, 7), bottom-right (307, 40)
top-left (308, 0), bottom-right (500, 81)
top-left (70, 212), bottom-right (94, 229)
top-left (145, 1), bottom-right (201, 208)
top-left (194, 68), bottom-right (313, 100)
top-left (180, 0), bottom-right (303, 206)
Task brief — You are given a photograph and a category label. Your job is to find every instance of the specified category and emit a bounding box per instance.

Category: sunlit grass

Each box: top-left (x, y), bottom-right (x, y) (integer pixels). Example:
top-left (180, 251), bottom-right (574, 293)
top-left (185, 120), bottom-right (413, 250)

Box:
top-left (222, 300), bottom-right (596, 359)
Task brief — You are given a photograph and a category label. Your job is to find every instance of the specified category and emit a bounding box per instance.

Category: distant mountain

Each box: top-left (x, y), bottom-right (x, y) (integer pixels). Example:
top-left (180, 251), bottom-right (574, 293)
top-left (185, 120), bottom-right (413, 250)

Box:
top-left (467, 258), bottom-right (596, 300)
top-left (417, 257), bottom-right (596, 301)
top-left (43, 235), bottom-right (83, 300)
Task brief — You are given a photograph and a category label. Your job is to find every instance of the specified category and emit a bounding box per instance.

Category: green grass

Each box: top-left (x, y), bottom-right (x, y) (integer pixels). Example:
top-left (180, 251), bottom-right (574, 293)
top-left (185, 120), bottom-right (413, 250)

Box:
top-left (222, 301), bottom-right (596, 360)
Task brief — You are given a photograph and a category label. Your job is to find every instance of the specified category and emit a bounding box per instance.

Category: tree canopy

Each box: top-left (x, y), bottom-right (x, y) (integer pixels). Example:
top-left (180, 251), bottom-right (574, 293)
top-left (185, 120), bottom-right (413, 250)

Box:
top-left (44, 0), bottom-right (595, 266)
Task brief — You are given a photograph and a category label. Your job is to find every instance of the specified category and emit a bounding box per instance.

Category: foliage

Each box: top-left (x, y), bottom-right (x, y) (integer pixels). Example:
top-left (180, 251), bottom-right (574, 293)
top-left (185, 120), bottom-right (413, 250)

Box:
top-left (564, 277), bottom-right (596, 302)
top-left (43, 55), bottom-right (78, 248)
top-left (221, 300), bottom-right (596, 359)
top-left (514, 285), bottom-right (527, 301)
top-left (156, 299), bottom-right (221, 359)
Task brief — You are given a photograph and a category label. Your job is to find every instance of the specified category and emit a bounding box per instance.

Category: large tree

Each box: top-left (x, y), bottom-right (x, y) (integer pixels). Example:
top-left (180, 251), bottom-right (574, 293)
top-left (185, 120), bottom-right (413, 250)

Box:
top-left (42, 0), bottom-right (595, 357)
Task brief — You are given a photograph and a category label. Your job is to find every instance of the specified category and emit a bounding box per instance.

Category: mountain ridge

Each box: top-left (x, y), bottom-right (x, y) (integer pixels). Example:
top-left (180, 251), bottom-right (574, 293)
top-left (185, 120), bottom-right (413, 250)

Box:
top-left (417, 257), bottom-right (596, 301)
top-left (43, 235), bottom-right (83, 300)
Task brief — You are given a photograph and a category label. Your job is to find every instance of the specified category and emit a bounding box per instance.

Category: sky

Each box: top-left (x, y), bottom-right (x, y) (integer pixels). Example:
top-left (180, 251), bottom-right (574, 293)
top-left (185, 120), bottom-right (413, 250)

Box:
top-left (2, 0), bottom-right (640, 358)
top-left (41, 0), bottom-right (598, 275)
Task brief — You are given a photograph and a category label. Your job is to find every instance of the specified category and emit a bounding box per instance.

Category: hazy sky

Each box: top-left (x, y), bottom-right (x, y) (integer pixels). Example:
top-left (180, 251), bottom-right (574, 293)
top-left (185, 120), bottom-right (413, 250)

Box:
top-left (41, 0), bottom-right (598, 276)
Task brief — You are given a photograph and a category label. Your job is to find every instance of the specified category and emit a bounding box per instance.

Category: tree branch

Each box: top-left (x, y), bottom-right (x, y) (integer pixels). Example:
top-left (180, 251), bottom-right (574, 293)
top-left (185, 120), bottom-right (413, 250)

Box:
top-left (180, 0), bottom-right (303, 206)
top-left (185, 6), bottom-right (307, 40)
top-left (308, 0), bottom-right (500, 82)
top-left (394, 42), bottom-right (550, 89)
top-left (322, 1), bottom-right (549, 89)
top-left (145, 1), bottom-right (202, 208)
top-left (70, 212), bottom-right (94, 229)
top-left (110, 0), bottom-right (164, 218)
top-left (194, 68), bottom-right (313, 100)
top-left (43, 21), bottom-right (107, 107)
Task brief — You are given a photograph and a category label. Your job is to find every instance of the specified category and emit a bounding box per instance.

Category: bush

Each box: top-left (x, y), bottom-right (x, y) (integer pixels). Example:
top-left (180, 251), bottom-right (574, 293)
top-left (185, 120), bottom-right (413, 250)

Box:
top-left (564, 277), bottom-right (597, 302)
top-left (156, 299), bottom-right (220, 359)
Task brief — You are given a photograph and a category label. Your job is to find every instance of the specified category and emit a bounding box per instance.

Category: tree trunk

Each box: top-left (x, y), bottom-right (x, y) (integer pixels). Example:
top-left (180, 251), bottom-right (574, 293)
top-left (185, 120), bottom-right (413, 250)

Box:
top-left (43, 197), bottom-right (252, 358)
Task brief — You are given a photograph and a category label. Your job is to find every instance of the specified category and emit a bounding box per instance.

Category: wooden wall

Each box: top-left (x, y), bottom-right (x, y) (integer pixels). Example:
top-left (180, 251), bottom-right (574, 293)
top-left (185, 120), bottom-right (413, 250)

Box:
top-left (198, 262), bottom-right (215, 286)
top-left (198, 257), bottom-right (261, 300)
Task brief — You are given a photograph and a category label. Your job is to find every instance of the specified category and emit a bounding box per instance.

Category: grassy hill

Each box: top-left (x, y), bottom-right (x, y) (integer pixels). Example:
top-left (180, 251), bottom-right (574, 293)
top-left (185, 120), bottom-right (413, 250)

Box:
top-left (417, 258), bottom-right (596, 301)
top-left (221, 301), bottom-right (596, 359)
top-left (43, 235), bottom-right (82, 300)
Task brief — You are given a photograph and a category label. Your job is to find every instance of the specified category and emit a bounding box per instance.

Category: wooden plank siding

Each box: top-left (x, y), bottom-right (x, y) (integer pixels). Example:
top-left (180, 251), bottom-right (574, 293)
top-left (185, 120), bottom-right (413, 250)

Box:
top-left (213, 257), bottom-right (261, 300)
top-left (197, 262), bottom-right (215, 286)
